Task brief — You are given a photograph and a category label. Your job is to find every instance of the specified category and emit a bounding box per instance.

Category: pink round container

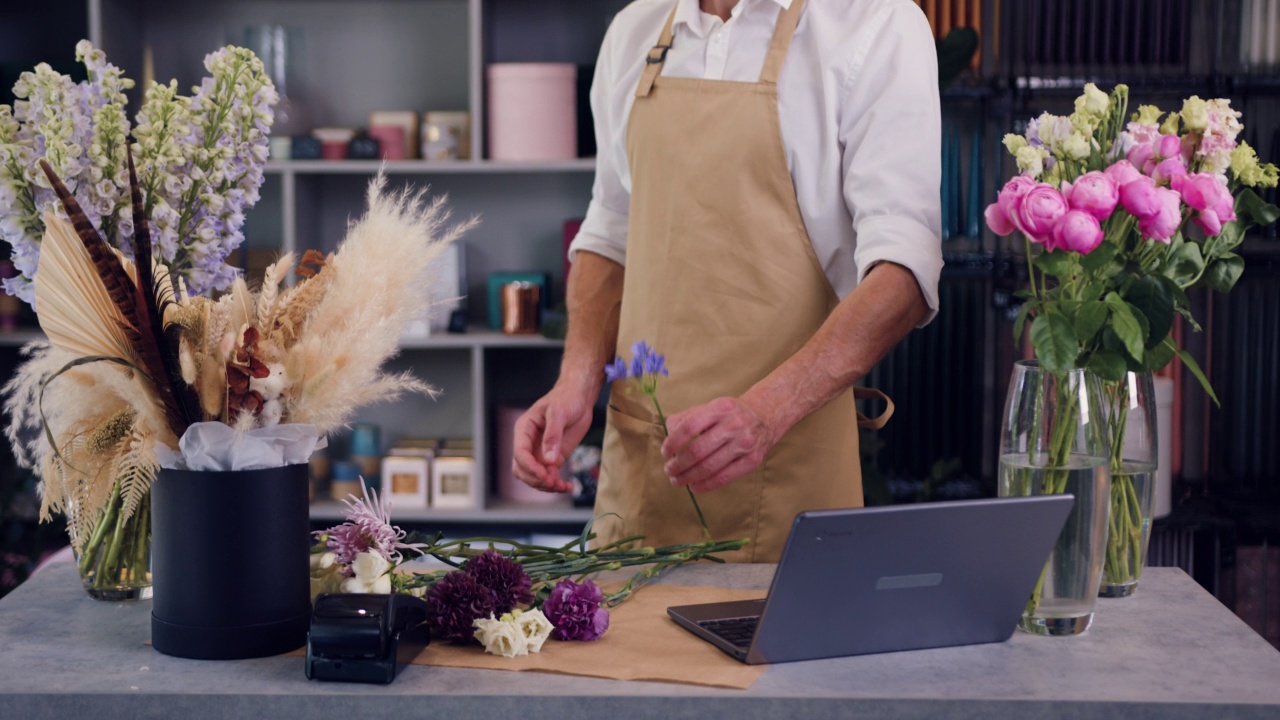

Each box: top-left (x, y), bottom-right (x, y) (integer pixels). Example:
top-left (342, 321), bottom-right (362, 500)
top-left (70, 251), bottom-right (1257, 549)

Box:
top-left (486, 63), bottom-right (577, 161)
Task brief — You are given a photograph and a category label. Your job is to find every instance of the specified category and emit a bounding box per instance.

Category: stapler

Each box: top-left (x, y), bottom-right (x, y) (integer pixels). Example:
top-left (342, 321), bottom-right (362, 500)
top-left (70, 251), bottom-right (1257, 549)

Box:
top-left (305, 593), bottom-right (431, 684)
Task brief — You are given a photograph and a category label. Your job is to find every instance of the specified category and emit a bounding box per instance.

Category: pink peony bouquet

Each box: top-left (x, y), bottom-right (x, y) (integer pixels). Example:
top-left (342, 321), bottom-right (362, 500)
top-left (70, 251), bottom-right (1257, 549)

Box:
top-left (985, 83), bottom-right (1278, 387)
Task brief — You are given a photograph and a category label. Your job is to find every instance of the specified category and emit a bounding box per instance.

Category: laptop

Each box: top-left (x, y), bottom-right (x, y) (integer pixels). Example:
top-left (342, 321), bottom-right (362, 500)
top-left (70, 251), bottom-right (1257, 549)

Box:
top-left (667, 495), bottom-right (1074, 664)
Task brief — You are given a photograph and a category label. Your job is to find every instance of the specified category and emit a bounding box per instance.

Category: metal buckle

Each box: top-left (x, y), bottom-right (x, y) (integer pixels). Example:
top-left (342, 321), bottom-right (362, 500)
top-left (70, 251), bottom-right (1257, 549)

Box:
top-left (646, 44), bottom-right (671, 64)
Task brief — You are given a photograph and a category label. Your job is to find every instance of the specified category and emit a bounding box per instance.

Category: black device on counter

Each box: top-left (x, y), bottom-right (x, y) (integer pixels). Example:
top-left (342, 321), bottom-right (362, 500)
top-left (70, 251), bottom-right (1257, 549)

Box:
top-left (305, 593), bottom-right (431, 684)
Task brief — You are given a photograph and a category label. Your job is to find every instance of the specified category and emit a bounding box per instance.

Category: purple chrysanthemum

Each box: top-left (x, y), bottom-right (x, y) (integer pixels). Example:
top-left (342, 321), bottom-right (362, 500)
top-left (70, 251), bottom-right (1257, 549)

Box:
top-left (426, 571), bottom-right (497, 645)
top-left (542, 578), bottom-right (610, 642)
top-left (465, 550), bottom-right (533, 614)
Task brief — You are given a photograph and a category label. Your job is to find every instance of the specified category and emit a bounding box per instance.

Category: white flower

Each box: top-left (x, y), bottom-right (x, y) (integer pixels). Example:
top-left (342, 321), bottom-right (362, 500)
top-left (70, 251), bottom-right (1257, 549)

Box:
top-left (340, 551), bottom-right (392, 594)
top-left (1015, 145), bottom-right (1049, 177)
top-left (1074, 83), bottom-right (1109, 117)
top-left (513, 608), bottom-right (554, 653)
top-left (473, 615), bottom-right (529, 658)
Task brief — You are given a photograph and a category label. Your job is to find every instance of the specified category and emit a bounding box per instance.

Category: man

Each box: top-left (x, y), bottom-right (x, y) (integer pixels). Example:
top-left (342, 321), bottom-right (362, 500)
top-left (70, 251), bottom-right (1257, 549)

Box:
top-left (512, 0), bottom-right (943, 562)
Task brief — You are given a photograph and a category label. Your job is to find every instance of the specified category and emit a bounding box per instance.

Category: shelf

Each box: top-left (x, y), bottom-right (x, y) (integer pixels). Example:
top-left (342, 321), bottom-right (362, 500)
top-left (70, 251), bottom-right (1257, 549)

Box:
top-left (0, 329), bottom-right (565, 350)
top-left (309, 500), bottom-right (593, 525)
top-left (265, 159), bottom-right (596, 175)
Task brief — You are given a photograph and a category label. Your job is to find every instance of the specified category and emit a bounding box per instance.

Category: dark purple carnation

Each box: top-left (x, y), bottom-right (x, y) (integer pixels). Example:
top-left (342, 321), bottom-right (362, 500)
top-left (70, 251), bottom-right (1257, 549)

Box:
top-left (542, 578), bottom-right (610, 641)
top-left (464, 549), bottom-right (534, 614)
top-left (426, 571), bottom-right (496, 644)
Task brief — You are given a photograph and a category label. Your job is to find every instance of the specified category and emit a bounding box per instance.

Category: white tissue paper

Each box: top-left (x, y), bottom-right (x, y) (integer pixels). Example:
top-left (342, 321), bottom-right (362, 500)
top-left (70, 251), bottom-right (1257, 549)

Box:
top-left (156, 422), bottom-right (327, 472)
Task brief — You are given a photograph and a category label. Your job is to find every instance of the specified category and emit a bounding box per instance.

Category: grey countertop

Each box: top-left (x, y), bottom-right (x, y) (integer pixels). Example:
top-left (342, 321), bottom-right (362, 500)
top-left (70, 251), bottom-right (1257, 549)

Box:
top-left (1, 563), bottom-right (1278, 720)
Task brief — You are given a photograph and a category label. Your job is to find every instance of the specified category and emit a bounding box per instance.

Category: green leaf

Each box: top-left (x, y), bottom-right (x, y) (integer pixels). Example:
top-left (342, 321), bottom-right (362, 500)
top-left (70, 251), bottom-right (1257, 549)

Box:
top-left (1034, 250), bottom-right (1075, 280)
top-left (1169, 339), bottom-right (1219, 407)
top-left (1204, 253), bottom-right (1245, 294)
top-left (1029, 310), bottom-right (1079, 375)
top-left (1012, 301), bottom-right (1032, 347)
top-left (1236, 187), bottom-right (1280, 229)
top-left (1142, 341), bottom-right (1177, 373)
top-left (1165, 238), bottom-right (1204, 288)
top-left (1073, 300), bottom-right (1109, 343)
top-left (1105, 292), bottom-right (1147, 362)
top-left (1086, 349), bottom-right (1128, 382)
top-left (1079, 242), bottom-right (1119, 274)
top-left (1126, 275), bottom-right (1175, 348)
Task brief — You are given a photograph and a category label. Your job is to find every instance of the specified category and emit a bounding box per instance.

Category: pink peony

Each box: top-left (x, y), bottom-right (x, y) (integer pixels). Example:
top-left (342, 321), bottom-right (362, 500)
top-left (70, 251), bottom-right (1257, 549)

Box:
top-left (984, 202), bottom-right (1016, 236)
top-left (1053, 210), bottom-right (1104, 254)
top-left (1128, 143), bottom-right (1155, 174)
top-left (1015, 183), bottom-right (1069, 246)
top-left (1172, 173), bottom-right (1235, 235)
top-left (1151, 157), bottom-right (1188, 185)
top-left (1119, 175), bottom-right (1161, 218)
top-left (1137, 186), bottom-right (1183, 242)
top-left (1105, 160), bottom-right (1144, 187)
top-left (996, 175), bottom-right (1038, 224)
top-left (1157, 134), bottom-right (1182, 159)
top-left (1064, 171), bottom-right (1119, 221)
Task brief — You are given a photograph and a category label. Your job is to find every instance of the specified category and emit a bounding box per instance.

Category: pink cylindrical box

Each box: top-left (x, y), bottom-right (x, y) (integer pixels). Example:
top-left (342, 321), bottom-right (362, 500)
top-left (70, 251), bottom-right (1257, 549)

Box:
top-left (486, 63), bottom-right (577, 161)
top-left (495, 405), bottom-right (571, 506)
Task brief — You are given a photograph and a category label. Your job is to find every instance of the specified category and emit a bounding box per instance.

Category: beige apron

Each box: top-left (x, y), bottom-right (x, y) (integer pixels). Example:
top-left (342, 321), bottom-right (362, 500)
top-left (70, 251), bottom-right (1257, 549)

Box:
top-left (593, 0), bottom-right (892, 563)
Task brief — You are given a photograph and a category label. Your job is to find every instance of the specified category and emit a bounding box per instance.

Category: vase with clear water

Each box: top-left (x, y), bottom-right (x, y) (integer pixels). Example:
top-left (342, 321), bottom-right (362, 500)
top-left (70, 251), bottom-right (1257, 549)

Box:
top-left (1099, 371), bottom-right (1159, 598)
top-left (998, 361), bottom-right (1111, 636)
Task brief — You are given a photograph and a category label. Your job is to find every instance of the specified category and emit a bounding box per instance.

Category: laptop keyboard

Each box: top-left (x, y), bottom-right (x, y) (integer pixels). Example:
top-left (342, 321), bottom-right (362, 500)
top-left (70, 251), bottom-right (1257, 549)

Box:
top-left (699, 616), bottom-right (760, 648)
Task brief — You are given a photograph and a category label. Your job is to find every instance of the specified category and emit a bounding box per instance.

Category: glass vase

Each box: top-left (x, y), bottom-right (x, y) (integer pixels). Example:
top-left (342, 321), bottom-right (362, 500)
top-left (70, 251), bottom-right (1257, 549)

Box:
top-left (75, 481), bottom-right (152, 601)
top-left (998, 361), bottom-right (1110, 636)
top-left (1099, 371), bottom-right (1158, 598)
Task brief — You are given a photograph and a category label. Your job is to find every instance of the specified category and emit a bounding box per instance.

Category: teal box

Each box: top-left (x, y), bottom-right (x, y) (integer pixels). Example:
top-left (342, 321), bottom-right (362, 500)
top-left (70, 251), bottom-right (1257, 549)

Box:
top-left (487, 272), bottom-right (549, 330)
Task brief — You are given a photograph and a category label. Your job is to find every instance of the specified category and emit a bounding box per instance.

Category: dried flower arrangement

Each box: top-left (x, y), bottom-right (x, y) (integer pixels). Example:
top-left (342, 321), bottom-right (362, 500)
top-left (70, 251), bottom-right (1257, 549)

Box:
top-left (3, 163), bottom-right (470, 552)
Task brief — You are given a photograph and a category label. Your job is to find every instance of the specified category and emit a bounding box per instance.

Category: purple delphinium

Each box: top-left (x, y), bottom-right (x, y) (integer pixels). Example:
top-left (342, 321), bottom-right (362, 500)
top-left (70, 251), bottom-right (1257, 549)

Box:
top-left (465, 549), bottom-right (533, 614)
top-left (604, 357), bottom-right (628, 383)
top-left (542, 578), bottom-right (610, 641)
top-left (426, 571), bottom-right (498, 644)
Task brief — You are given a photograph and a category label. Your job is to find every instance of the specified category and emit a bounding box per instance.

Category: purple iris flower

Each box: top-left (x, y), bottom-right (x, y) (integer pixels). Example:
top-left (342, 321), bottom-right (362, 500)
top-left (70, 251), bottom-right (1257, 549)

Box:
top-left (605, 357), bottom-right (628, 382)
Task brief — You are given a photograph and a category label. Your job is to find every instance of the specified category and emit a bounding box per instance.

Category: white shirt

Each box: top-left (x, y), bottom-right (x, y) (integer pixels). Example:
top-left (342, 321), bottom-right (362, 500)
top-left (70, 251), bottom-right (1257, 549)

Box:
top-left (569, 0), bottom-right (944, 320)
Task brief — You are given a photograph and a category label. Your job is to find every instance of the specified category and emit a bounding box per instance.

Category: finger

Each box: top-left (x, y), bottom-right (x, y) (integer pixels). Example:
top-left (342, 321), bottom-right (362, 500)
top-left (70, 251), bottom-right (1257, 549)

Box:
top-left (541, 403), bottom-right (566, 465)
top-left (668, 438), bottom-right (738, 487)
top-left (662, 403), bottom-right (724, 458)
top-left (689, 455), bottom-right (760, 494)
top-left (512, 413), bottom-right (552, 486)
top-left (664, 426), bottom-right (731, 478)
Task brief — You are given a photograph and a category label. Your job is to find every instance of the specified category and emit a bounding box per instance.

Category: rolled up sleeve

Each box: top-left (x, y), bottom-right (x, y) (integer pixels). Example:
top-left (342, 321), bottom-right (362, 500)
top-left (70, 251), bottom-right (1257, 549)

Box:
top-left (840, 4), bottom-right (944, 325)
top-left (569, 21), bottom-right (631, 268)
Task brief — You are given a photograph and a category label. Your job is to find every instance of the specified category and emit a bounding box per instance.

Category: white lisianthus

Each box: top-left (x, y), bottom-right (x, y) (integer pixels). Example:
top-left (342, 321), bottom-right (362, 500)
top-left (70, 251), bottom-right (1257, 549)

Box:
top-left (1003, 133), bottom-right (1028, 155)
top-left (474, 615), bottom-right (529, 658)
top-left (1180, 96), bottom-right (1208, 131)
top-left (513, 608), bottom-right (554, 653)
top-left (1060, 132), bottom-right (1091, 161)
top-left (1074, 83), bottom-right (1109, 118)
top-left (1133, 104), bottom-right (1164, 127)
top-left (309, 551), bottom-right (344, 599)
top-left (1016, 145), bottom-right (1049, 177)
top-left (340, 551), bottom-right (392, 594)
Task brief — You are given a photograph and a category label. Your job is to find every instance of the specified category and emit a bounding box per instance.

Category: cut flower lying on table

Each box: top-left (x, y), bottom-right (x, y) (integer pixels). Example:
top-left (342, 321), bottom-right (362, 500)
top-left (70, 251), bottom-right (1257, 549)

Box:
top-left (312, 481), bottom-right (745, 657)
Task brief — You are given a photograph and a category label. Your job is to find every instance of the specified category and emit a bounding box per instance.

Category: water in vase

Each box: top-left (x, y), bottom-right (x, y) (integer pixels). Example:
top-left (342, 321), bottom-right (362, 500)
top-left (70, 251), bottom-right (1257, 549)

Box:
top-left (999, 453), bottom-right (1110, 635)
top-left (1101, 464), bottom-right (1156, 598)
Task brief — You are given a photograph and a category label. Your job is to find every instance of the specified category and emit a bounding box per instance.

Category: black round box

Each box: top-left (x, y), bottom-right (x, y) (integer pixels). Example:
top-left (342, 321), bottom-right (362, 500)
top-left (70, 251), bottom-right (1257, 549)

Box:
top-left (151, 464), bottom-right (311, 659)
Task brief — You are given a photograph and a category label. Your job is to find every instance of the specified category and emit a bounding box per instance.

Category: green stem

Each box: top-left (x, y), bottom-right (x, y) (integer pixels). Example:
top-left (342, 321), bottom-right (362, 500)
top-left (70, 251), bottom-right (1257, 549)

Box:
top-left (77, 483), bottom-right (121, 577)
top-left (651, 394), bottom-right (713, 542)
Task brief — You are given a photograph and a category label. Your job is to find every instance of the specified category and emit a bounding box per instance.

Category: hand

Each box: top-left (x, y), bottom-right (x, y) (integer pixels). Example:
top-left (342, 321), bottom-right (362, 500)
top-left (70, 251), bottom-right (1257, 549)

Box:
top-left (512, 385), bottom-right (595, 493)
top-left (661, 396), bottom-right (778, 494)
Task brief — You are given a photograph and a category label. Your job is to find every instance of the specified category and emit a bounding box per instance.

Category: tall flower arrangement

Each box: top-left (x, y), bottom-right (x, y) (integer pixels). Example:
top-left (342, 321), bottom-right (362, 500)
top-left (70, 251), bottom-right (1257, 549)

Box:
top-left (985, 83), bottom-right (1279, 593)
top-left (0, 41), bottom-right (276, 305)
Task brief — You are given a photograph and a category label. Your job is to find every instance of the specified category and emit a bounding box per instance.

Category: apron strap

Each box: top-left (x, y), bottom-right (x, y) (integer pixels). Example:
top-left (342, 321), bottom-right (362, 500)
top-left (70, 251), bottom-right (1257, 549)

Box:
top-left (760, 0), bottom-right (806, 86)
top-left (853, 386), bottom-right (894, 430)
top-left (636, 4), bottom-right (680, 98)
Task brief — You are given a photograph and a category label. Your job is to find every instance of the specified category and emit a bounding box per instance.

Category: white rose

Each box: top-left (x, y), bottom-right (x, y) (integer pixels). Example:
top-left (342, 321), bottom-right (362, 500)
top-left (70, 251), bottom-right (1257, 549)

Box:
top-left (473, 616), bottom-right (529, 658)
top-left (340, 551), bottom-right (393, 594)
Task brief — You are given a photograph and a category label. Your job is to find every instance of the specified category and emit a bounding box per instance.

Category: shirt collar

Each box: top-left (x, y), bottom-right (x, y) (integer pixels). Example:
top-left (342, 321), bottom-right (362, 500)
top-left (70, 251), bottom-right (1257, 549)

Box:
top-left (673, 0), bottom-right (792, 37)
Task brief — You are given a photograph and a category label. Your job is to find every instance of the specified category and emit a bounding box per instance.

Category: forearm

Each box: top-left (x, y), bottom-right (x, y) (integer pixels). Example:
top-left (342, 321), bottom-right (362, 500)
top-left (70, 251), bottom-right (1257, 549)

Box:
top-left (558, 250), bottom-right (624, 399)
top-left (741, 261), bottom-right (929, 439)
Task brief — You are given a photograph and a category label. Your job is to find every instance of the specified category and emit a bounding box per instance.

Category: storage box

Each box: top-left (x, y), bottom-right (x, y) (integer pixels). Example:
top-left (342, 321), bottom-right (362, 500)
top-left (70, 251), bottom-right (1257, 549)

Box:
top-left (383, 455), bottom-right (430, 509)
top-left (486, 272), bottom-right (548, 330)
top-left (432, 456), bottom-right (477, 510)
top-left (369, 110), bottom-right (420, 159)
top-left (421, 111), bottom-right (471, 160)
top-left (486, 63), bottom-right (577, 161)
